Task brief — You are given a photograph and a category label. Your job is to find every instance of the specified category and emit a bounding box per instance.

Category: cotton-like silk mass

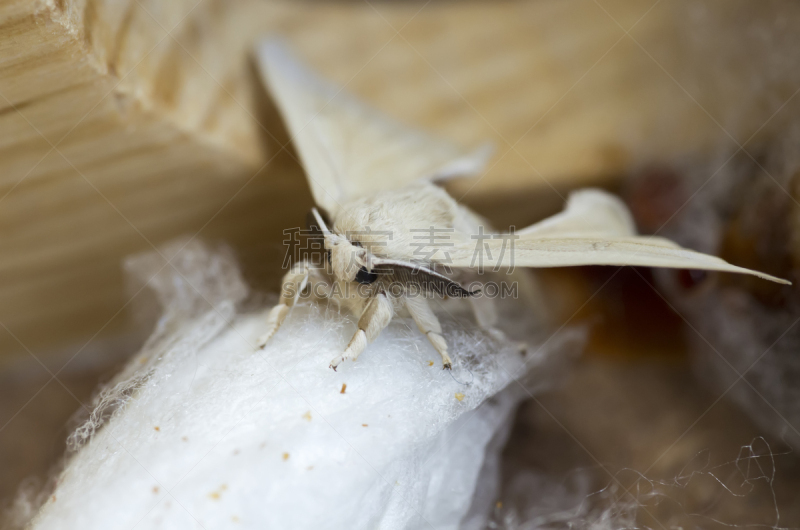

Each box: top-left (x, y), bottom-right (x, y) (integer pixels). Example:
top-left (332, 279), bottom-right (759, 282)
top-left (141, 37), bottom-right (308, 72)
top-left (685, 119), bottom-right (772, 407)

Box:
top-left (27, 240), bottom-right (581, 530)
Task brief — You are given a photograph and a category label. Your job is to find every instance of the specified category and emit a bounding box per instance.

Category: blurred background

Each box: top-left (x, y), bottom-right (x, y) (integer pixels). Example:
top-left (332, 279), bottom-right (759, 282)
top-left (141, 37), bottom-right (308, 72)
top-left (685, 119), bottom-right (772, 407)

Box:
top-left (1, 0), bottom-right (800, 526)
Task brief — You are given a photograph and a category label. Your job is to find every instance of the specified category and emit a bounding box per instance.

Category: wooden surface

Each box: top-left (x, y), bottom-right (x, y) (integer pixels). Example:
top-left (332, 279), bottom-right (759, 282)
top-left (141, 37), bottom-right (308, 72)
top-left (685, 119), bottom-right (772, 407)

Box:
top-left (1, 0), bottom-right (799, 363)
top-left (0, 0), bottom-right (304, 363)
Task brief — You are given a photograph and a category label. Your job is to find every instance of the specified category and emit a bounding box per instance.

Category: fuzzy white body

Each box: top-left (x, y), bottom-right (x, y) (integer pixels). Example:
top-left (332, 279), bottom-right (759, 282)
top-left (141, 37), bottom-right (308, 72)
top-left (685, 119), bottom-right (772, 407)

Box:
top-left (334, 183), bottom-right (472, 263)
top-left (257, 183), bottom-right (493, 370)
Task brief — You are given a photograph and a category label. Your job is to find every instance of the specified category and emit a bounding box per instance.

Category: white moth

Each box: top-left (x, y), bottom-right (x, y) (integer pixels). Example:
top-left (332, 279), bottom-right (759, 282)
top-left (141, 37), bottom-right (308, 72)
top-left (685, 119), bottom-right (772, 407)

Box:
top-left (254, 41), bottom-right (788, 371)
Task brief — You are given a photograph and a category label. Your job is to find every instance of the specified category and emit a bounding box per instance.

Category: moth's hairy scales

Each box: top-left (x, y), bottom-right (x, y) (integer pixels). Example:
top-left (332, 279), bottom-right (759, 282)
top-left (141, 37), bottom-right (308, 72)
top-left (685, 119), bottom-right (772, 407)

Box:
top-left (334, 183), bottom-right (462, 262)
top-left (254, 40), bottom-right (789, 371)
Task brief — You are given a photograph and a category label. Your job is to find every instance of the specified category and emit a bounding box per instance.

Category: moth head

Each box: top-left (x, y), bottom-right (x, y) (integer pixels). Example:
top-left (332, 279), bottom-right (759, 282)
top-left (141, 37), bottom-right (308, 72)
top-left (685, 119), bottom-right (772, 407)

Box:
top-left (309, 207), bottom-right (378, 284)
top-left (327, 236), bottom-right (376, 284)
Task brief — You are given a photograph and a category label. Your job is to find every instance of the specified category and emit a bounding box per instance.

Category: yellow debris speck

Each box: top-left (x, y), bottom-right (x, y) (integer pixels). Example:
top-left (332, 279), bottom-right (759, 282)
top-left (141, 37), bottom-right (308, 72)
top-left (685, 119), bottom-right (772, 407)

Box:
top-left (154, 426), bottom-right (160, 432)
top-left (455, 393), bottom-right (465, 402)
top-left (428, 361), bottom-right (434, 367)
top-left (232, 516), bottom-right (240, 523)
top-left (340, 383), bottom-right (347, 394)
top-left (282, 452), bottom-right (290, 461)
top-left (362, 424), bottom-right (368, 427)
top-left (302, 411), bottom-right (312, 421)
top-left (208, 492), bottom-right (220, 500)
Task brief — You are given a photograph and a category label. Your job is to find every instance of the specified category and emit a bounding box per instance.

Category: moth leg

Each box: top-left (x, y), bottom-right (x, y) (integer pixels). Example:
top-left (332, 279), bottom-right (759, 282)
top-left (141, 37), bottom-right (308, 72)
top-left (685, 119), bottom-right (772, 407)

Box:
top-left (329, 293), bottom-right (393, 371)
top-left (257, 261), bottom-right (320, 348)
top-left (405, 296), bottom-right (452, 370)
top-left (469, 294), bottom-right (529, 355)
top-left (469, 296), bottom-right (497, 329)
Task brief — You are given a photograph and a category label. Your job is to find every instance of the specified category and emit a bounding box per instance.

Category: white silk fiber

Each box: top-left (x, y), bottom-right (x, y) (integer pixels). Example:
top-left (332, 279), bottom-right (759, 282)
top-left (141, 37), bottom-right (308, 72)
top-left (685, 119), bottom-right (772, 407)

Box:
top-left (25, 239), bottom-right (581, 530)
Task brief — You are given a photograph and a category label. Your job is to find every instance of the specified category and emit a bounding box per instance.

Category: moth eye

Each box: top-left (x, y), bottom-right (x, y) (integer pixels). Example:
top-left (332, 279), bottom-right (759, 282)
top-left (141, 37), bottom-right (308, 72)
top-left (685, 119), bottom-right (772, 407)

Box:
top-left (354, 266), bottom-right (378, 285)
top-left (677, 269), bottom-right (708, 291)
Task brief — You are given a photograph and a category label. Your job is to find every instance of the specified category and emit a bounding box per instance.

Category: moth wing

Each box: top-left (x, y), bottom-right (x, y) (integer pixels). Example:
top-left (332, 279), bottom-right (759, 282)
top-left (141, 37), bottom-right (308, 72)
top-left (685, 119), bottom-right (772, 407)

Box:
top-left (255, 40), bottom-right (491, 216)
top-left (441, 190), bottom-right (790, 285)
top-left (517, 188), bottom-right (637, 238)
top-left (372, 258), bottom-right (477, 298)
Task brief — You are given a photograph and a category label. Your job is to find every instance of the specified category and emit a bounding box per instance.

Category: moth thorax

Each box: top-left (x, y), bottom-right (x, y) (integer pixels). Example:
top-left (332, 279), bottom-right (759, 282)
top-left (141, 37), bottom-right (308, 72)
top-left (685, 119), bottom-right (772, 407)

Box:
top-left (330, 239), bottom-right (367, 283)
